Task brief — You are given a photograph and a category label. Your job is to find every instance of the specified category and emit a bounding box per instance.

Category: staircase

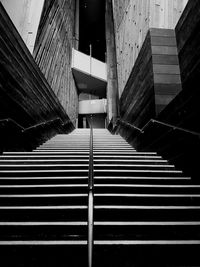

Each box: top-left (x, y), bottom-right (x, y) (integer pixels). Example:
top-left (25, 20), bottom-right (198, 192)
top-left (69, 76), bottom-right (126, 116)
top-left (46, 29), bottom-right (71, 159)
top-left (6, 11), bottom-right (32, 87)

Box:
top-left (0, 128), bottom-right (200, 266)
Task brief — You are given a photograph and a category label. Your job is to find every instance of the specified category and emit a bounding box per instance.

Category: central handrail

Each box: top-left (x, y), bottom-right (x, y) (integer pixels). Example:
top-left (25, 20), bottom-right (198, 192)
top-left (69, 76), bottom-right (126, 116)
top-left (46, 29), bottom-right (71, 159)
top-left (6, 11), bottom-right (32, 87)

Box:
top-left (88, 115), bottom-right (94, 267)
top-left (88, 115), bottom-right (94, 189)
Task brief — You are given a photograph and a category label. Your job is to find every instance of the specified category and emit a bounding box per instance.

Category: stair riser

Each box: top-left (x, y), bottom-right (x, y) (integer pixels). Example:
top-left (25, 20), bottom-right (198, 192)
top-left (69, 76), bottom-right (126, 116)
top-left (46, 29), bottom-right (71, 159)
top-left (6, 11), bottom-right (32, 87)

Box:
top-left (93, 195), bottom-right (200, 205)
top-left (0, 165), bottom-right (174, 170)
top-left (0, 160), bottom-right (167, 165)
top-left (94, 209), bottom-right (200, 221)
top-left (1, 186), bottom-right (199, 194)
top-left (0, 225), bottom-right (87, 241)
top-left (0, 156), bottom-right (162, 160)
top-left (94, 170), bottom-right (183, 177)
top-left (0, 178), bottom-right (190, 186)
top-left (0, 187), bottom-right (88, 194)
top-left (93, 225), bottom-right (200, 240)
top-left (0, 209), bottom-right (87, 221)
top-left (0, 178), bottom-right (88, 185)
top-left (0, 196), bottom-right (88, 205)
top-left (93, 186), bottom-right (200, 194)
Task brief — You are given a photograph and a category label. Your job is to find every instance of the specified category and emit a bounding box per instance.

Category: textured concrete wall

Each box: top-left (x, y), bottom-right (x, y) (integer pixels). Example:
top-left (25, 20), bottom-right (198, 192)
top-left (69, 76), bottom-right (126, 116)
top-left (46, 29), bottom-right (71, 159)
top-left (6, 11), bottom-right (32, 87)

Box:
top-left (112, 0), bottom-right (188, 96)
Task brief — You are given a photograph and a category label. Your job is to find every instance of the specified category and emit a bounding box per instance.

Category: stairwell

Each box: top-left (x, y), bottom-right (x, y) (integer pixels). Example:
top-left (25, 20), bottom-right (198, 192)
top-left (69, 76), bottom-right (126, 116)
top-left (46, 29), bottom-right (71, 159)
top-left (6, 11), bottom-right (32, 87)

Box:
top-left (0, 128), bottom-right (200, 266)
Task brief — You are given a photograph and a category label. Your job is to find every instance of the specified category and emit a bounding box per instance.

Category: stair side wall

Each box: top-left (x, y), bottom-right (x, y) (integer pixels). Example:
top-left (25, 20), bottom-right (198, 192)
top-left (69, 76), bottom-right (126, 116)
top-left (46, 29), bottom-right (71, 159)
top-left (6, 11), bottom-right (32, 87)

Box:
top-left (33, 0), bottom-right (78, 126)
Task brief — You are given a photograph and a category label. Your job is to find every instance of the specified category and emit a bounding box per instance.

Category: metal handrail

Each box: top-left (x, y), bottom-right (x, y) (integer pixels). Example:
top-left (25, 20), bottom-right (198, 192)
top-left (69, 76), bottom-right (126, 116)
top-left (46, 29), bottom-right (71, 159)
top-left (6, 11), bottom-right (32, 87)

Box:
top-left (88, 115), bottom-right (94, 267)
top-left (116, 119), bottom-right (144, 134)
top-left (116, 118), bottom-right (200, 137)
top-left (0, 118), bottom-right (23, 131)
top-left (0, 117), bottom-right (66, 133)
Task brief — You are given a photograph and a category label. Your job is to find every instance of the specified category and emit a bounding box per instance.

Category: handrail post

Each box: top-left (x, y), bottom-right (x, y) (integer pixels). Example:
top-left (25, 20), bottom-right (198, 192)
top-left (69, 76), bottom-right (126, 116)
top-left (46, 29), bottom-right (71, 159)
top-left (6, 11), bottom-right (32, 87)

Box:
top-left (88, 114), bottom-right (94, 267)
top-left (89, 44), bottom-right (92, 75)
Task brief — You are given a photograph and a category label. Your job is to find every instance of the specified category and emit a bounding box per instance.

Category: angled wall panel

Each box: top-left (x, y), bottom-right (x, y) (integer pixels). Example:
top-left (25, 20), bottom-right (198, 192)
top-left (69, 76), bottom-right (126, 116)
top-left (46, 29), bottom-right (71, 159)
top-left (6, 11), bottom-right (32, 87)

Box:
top-left (33, 0), bottom-right (78, 125)
top-left (112, 0), bottom-right (188, 96)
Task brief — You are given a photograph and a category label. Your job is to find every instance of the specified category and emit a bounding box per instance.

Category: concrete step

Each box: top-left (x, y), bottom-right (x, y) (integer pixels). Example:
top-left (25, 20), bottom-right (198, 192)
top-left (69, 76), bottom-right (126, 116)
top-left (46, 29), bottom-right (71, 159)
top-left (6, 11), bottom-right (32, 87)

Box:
top-left (0, 176), bottom-right (89, 185)
top-left (94, 205), bottom-right (200, 221)
top-left (0, 205), bottom-right (87, 221)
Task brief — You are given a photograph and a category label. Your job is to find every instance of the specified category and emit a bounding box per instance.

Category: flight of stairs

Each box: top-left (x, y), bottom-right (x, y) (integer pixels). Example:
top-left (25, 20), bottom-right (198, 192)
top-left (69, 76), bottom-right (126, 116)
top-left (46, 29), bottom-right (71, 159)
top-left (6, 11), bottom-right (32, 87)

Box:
top-left (0, 128), bottom-right (199, 266)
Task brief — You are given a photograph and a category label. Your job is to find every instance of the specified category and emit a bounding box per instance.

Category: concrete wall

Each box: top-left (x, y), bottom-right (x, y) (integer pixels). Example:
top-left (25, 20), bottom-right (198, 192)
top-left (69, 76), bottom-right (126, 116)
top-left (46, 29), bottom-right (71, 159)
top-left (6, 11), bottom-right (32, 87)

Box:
top-left (33, 0), bottom-right (78, 125)
top-left (112, 0), bottom-right (188, 96)
top-left (1, 0), bottom-right (44, 53)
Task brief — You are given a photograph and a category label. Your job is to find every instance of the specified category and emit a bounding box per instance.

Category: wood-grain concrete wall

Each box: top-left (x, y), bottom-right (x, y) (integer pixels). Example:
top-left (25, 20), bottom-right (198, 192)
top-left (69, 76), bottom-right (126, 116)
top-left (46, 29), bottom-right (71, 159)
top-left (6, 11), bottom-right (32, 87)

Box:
top-left (33, 0), bottom-right (78, 125)
top-left (0, 3), bottom-right (70, 127)
top-left (119, 32), bottom-right (155, 128)
top-left (112, 0), bottom-right (188, 96)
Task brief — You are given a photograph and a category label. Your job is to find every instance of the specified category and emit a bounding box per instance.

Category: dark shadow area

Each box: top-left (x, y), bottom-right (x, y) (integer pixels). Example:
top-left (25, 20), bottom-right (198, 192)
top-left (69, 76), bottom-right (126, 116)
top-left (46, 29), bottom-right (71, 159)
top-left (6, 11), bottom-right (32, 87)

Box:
top-left (93, 245), bottom-right (200, 267)
top-left (79, 0), bottom-right (106, 62)
top-left (1, 246), bottom-right (88, 267)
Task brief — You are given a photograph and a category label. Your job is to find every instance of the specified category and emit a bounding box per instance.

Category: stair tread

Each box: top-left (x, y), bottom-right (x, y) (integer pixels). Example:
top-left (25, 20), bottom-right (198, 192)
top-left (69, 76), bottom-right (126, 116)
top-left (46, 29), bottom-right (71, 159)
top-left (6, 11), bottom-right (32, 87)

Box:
top-left (0, 184), bottom-right (196, 188)
top-left (0, 194), bottom-right (88, 197)
top-left (0, 222), bottom-right (87, 225)
top-left (94, 205), bottom-right (200, 209)
top-left (93, 240), bottom-right (200, 245)
top-left (1, 193), bottom-right (199, 198)
top-left (1, 221), bottom-right (200, 226)
top-left (94, 221), bottom-right (200, 225)
top-left (0, 164), bottom-right (174, 168)
top-left (0, 240), bottom-right (87, 245)
top-left (0, 206), bottom-right (87, 209)
top-left (1, 128), bottom-right (198, 256)
top-left (94, 193), bottom-right (200, 197)
top-left (0, 159), bottom-right (167, 162)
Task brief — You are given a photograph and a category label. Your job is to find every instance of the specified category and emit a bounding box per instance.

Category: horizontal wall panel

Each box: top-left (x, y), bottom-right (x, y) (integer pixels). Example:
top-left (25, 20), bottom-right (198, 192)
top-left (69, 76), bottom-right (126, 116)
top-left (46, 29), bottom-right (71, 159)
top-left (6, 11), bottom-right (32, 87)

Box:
top-left (153, 65), bottom-right (180, 74)
top-left (150, 28), bottom-right (176, 37)
top-left (154, 84), bottom-right (182, 95)
top-left (152, 46), bottom-right (178, 55)
top-left (151, 28), bottom-right (182, 114)
top-left (155, 95), bottom-right (174, 105)
top-left (151, 36), bottom-right (177, 47)
top-left (154, 74), bottom-right (181, 84)
top-left (152, 55), bottom-right (179, 65)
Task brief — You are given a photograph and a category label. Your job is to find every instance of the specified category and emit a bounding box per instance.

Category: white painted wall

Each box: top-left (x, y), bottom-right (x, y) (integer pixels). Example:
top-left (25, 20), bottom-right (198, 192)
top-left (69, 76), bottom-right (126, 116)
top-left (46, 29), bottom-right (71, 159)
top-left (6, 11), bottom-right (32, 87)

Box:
top-left (72, 48), bottom-right (107, 81)
top-left (79, 99), bottom-right (107, 114)
top-left (1, 0), bottom-right (44, 53)
top-left (91, 58), bottom-right (107, 81)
